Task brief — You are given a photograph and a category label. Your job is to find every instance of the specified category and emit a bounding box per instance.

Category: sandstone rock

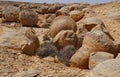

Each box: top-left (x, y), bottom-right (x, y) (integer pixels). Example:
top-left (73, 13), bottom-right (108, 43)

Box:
top-left (56, 6), bottom-right (70, 16)
top-left (0, 26), bottom-right (39, 55)
top-left (86, 59), bottom-right (120, 77)
top-left (2, 6), bottom-right (20, 22)
top-left (50, 16), bottom-right (77, 38)
top-left (89, 52), bottom-right (114, 69)
top-left (83, 17), bottom-right (105, 31)
top-left (48, 5), bottom-right (63, 13)
top-left (46, 14), bottom-right (56, 23)
top-left (114, 42), bottom-right (120, 52)
top-left (70, 29), bottom-right (116, 69)
top-left (69, 10), bottom-right (84, 21)
top-left (19, 9), bottom-right (38, 27)
top-left (57, 45), bottom-right (76, 66)
top-left (53, 30), bottom-right (77, 49)
top-left (68, 4), bottom-right (89, 11)
top-left (36, 5), bottom-right (48, 14)
top-left (116, 53), bottom-right (120, 59)
top-left (14, 69), bottom-right (40, 77)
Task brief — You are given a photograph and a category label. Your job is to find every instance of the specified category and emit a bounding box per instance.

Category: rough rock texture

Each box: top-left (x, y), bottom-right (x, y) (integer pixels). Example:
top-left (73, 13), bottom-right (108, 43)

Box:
top-left (86, 59), bottom-right (120, 77)
top-left (116, 53), bottom-right (120, 59)
top-left (19, 9), bottom-right (38, 27)
top-left (2, 6), bottom-right (20, 22)
top-left (69, 10), bottom-right (84, 21)
top-left (53, 30), bottom-right (77, 49)
top-left (0, 26), bottom-right (39, 55)
top-left (14, 69), bottom-right (40, 77)
top-left (83, 17), bottom-right (105, 31)
top-left (56, 6), bottom-right (70, 16)
top-left (70, 28), bottom-right (116, 68)
top-left (50, 16), bottom-right (77, 38)
top-left (68, 4), bottom-right (89, 11)
top-left (89, 52), bottom-right (114, 69)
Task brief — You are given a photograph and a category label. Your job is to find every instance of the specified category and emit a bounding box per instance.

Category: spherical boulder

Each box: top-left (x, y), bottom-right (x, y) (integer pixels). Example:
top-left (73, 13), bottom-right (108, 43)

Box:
top-left (83, 17), bottom-right (105, 31)
top-left (2, 6), bottom-right (20, 22)
top-left (86, 59), bottom-right (120, 77)
top-left (70, 29), bottom-right (116, 69)
top-left (50, 16), bottom-right (77, 38)
top-left (69, 10), bottom-right (84, 22)
top-left (53, 30), bottom-right (77, 49)
top-left (19, 9), bottom-right (38, 27)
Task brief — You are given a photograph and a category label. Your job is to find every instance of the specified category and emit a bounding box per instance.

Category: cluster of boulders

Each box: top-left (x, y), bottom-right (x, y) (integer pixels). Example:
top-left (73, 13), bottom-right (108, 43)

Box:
top-left (0, 1), bottom-right (120, 77)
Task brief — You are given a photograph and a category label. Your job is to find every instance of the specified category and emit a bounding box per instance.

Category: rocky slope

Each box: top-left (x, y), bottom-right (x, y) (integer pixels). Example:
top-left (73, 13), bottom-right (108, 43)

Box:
top-left (0, 0), bottom-right (120, 77)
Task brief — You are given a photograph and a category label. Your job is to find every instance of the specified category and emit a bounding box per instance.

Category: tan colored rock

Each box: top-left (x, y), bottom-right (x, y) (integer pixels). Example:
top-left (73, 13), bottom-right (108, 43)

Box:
top-left (14, 69), bottom-right (40, 77)
top-left (69, 4), bottom-right (89, 11)
top-left (56, 6), bottom-right (70, 16)
top-left (83, 17), bottom-right (105, 31)
top-left (70, 29), bottom-right (116, 68)
top-left (0, 26), bottom-right (39, 55)
top-left (2, 6), bottom-right (20, 22)
top-left (116, 53), bottom-right (120, 59)
top-left (46, 14), bottom-right (56, 23)
top-left (86, 59), bottom-right (120, 77)
top-left (50, 16), bottom-right (77, 38)
top-left (53, 30), bottom-right (77, 49)
top-left (19, 9), bottom-right (38, 27)
top-left (89, 52), bottom-right (114, 69)
top-left (69, 10), bottom-right (84, 21)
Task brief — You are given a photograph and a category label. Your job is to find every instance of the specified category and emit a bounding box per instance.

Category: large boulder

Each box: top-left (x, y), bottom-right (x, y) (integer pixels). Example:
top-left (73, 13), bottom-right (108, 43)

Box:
top-left (0, 26), bottom-right (39, 55)
top-left (83, 17), bottom-right (105, 31)
top-left (86, 59), bottom-right (120, 77)
top-left (69, 10), bottom-right (84, 22)
top-left (2, 6), bottom-right (20, 22)
top-left (70, 27), bottom-right (116, 68)
top-left (68, 4), bottom-right (89, 11)
top-left (53, 30), bottom-right (77, 49)
top-left (50, 16), bottom-right (77, 38)
top-left (56, 6), bottom-right (70, 16)
top-left (89, 52), bottom-right (114, 69)
top-left (19, 9), bottom-right (38, 27)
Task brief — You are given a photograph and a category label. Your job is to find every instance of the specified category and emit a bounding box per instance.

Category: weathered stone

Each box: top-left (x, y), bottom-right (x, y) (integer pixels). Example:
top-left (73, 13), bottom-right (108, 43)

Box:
top-left (14, 69), bottom-right (40, 77)
top-left (116, 53), bottom-right (120, 59)
top-left (83, 17), bottom-right (105, 31)
top-left (50, 16), bottom-right (77, 38)
top-left (46, 14), bottom-right (56, 23)
top-left (86, 59), bottom-right (120, 77)
top-left (53, 30), bottom-right (77, 49)
top-left (2, 6), bottom-right (20, 22)
top-left (69, 10), bottom-right (84, 21)
top-left (89, 52), bottom-right (114, 69)
top-left (68, 4), bottom-right (89, 11)
top-left (19, 9), bottom-right (38, 27)
top-left (0, 26), bottom-right (39, 55)
top-left (70, 28), bottom-right (116, 69)
top-left (56, 6), bottom-right (70, 16)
